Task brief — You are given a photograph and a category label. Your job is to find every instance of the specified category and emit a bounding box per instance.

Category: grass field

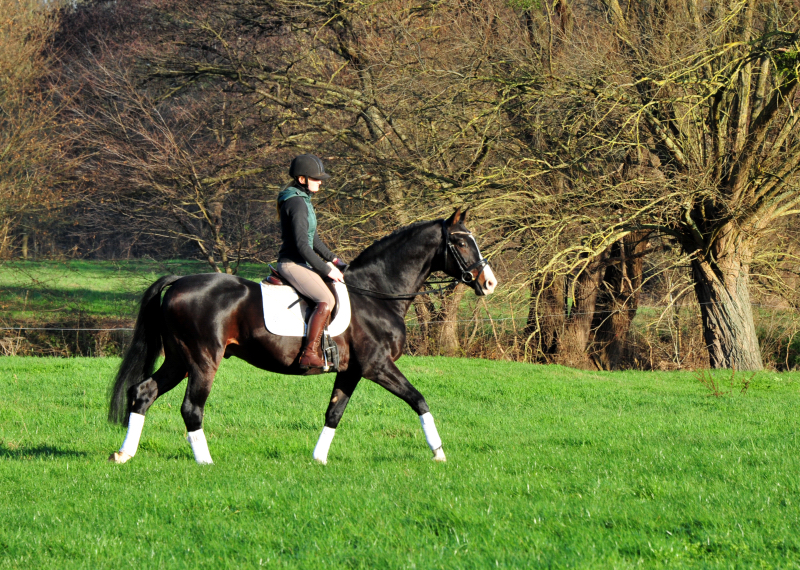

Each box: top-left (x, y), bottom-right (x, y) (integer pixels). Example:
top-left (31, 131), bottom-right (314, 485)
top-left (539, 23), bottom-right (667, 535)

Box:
top-left (0, 260), bottom-right (271, 322)
top-left (1, 356), bottom-right (799, 568)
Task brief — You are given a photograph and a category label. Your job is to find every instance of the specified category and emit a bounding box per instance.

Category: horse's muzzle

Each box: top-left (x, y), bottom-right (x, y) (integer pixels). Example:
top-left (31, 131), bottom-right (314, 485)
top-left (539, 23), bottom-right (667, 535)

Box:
top-left (475, 265), bottom-right (498, 296)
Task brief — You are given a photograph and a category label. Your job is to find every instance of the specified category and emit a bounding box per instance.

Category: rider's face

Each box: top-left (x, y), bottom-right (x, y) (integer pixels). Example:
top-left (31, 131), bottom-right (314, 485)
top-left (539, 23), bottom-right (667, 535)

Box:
top-left (299, 176), bottom-right (323, 193)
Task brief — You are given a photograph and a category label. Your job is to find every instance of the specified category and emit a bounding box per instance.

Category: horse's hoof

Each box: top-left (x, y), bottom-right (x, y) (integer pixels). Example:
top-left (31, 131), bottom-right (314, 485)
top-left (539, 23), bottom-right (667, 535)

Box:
top-left (432, 447), bottom-right (447, 462)
top-left (313, 457), bottom-right (328, 465)
top-left (108, 451), bottom-right (133, 464)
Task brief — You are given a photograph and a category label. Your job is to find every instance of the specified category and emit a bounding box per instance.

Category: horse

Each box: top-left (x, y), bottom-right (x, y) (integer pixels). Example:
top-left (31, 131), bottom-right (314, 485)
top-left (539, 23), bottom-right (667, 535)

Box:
top-left (107, 208), bottom-right (497, 465)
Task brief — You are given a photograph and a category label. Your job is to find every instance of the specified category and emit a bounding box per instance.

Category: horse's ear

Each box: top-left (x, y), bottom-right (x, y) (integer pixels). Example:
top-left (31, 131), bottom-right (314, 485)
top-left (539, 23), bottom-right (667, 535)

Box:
top-left (446, 207), bottom-right (463, 227)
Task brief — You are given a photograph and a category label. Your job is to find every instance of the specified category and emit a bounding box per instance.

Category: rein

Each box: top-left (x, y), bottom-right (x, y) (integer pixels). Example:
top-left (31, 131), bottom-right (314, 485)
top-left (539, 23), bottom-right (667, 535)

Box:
top-left (345, 278), bottom-right (459, 301)
top-left (344, 220), bottom-right (489, 301)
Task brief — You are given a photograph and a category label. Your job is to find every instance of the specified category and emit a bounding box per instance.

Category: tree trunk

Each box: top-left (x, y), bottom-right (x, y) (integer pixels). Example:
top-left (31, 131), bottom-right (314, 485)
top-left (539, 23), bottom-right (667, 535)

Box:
top-left (525, 273), bottom-right (564, 361)
top-left (0, 220), bottom-right (11, 259)
top-left (556, 252), bottom-right (607, 369)
top-left (691, 239), bottom-right (762, 370)
top-left (593, 231), bottom-right (650, 369)
top-left (412, 297), bottom-right (433, 355)
top-left (436, 286), bottom-right (466, 357)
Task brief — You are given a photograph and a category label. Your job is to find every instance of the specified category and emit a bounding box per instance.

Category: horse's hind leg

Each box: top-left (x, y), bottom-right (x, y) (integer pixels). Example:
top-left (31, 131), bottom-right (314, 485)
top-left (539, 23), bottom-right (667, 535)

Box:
top-left (313, 370), bottom-right (361, 464)
top-left (368, 361), bottom-right (446, 462)
top-left (109, 357), bottom-right (187, 464)
top-left (180, 359), bottom-right (219, 465)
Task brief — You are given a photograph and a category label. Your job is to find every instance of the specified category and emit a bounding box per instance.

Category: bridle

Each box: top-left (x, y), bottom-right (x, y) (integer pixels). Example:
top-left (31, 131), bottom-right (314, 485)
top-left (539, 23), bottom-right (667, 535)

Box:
top-left (442, 220), bottom-right (490, 287)
top-left (345, 221), bottom-right (489, 301)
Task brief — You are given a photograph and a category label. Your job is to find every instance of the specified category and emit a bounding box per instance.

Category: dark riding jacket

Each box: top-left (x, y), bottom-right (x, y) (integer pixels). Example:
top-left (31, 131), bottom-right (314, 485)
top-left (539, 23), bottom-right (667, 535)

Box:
top-left (277, 185), bottom-right (336, 276)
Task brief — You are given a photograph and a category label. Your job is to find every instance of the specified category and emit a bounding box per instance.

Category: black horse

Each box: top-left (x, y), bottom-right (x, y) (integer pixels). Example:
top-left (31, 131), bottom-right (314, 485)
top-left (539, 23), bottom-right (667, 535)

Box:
top-left (108, 208), bottom-right (497, 464)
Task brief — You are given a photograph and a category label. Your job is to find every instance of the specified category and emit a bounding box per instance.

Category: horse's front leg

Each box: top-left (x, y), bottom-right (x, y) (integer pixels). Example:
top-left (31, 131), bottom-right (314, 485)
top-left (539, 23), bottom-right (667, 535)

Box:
top-left (369, 361), bottom-right (446, 462)
top-left (313, 370), bottom-right (361, 464)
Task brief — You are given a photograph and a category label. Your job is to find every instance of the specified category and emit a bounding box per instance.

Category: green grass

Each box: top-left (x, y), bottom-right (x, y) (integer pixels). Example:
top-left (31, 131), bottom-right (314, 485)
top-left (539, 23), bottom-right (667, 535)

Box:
top-left (0, 260), bottom-right (271, 322)
top-left (1, 356), bottom-right (799, 568)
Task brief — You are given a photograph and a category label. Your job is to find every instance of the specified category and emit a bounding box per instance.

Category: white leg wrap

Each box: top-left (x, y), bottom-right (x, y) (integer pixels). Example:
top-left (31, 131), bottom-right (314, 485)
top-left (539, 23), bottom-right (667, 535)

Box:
top-left (119, 413), bottom-right (145, 457)
top-left (313, 426), bottom-right (336, 464)
top-left (187, 429), bottom-right (213, 465)
top-left (419, 412), bottom-right (443, 452)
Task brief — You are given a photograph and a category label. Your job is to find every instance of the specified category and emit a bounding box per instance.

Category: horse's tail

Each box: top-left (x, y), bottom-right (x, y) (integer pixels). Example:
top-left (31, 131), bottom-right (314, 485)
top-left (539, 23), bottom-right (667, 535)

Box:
top-left (108, 275), bottom-right (182, 424)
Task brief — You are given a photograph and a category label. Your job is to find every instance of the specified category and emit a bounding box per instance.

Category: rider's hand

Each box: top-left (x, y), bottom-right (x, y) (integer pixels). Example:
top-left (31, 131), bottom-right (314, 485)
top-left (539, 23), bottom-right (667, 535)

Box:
top-left (332, 257), bottom-right (348, 270)
top-left (326, 264), bottom-right (344, 282)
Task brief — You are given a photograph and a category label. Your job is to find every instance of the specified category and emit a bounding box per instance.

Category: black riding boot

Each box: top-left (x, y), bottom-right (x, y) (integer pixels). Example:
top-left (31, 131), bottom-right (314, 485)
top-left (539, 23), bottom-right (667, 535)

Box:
top-left (299, 302), bottom-right (331, 369)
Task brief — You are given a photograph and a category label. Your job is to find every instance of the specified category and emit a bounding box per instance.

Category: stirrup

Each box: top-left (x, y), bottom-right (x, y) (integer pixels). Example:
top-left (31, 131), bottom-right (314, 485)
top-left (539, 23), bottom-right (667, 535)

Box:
top-left (321, 330), bottom-right (339, 372)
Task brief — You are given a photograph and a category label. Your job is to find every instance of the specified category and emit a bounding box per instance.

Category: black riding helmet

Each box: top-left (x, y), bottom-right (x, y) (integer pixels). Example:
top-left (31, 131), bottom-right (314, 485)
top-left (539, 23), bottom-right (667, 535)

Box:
top-left (289, 154), bottom-right (331, 180)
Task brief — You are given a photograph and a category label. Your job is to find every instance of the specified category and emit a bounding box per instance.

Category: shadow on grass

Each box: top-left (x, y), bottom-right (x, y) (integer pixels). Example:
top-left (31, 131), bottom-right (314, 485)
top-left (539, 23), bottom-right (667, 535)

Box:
top-left (0, 285), bottom-right (139, 303)
top-left (0, 444), bottom-right (88, 460)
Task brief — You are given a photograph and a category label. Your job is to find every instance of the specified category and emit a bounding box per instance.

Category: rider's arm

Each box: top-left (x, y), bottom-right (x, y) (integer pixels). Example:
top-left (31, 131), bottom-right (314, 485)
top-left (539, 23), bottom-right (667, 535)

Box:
top-left (313, 232), bottom-right (336, 263)
top-left (283, 197), bottom-right (331, 276)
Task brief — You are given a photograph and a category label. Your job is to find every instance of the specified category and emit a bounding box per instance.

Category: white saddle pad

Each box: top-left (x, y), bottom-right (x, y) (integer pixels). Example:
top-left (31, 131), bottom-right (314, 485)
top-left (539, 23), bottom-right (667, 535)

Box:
top-left (260, 281), bottom-right (351, 337)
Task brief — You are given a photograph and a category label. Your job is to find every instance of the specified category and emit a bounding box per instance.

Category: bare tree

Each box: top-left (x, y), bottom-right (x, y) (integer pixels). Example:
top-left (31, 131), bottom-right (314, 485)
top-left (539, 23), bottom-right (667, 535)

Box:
top-left (496, 0), bottom-right (800, 370)
top-left (0, 0), bottom-right (65, 259)
top-left (71, 61), bottom-right (279, 272)
top-left (54, 1), bottom-right (284, 272)
top-left (101, 0), bottom-right (527, 348)
top-left (589, 0), bottom-right (800, 370)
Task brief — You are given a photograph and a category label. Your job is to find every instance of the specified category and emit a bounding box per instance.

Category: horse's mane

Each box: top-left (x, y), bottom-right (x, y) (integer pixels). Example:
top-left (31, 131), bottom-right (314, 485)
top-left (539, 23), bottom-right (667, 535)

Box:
top-left (349, 219), bottom-right (438, 269)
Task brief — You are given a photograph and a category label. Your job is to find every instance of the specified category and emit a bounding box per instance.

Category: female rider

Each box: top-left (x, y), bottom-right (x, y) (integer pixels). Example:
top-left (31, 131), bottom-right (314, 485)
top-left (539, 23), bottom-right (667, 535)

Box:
top-left (276, 154), bottom-right (346, 369)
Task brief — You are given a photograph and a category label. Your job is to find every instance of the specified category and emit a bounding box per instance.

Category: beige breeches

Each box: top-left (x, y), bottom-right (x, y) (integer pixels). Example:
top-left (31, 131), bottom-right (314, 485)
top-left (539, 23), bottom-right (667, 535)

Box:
top-left (276, 262), bottom-right (335, 307)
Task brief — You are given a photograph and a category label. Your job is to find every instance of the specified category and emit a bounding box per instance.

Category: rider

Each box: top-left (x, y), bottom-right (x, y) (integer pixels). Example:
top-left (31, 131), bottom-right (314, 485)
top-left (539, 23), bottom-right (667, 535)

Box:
top-left (277, 154), bottom-right (347, 369)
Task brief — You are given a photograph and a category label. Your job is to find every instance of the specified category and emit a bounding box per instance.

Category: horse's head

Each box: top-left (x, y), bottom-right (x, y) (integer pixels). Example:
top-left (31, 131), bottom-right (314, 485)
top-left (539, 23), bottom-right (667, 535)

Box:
top-left (442, 208), bottom-right (498, 296)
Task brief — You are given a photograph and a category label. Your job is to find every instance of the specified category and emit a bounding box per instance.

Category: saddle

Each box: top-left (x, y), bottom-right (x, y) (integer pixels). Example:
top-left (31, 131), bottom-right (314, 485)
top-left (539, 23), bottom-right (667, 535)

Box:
top-left (262, 266), bottom-right (339, 320)
top-left (259, 265), bottom-right (351, 338)
top-left (262, 268), bottom-right (283, 287)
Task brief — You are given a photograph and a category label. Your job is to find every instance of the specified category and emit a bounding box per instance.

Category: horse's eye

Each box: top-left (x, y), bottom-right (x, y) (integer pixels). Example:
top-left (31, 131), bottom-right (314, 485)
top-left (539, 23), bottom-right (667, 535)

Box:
top-left (457, 240), bottom-right (466, 248)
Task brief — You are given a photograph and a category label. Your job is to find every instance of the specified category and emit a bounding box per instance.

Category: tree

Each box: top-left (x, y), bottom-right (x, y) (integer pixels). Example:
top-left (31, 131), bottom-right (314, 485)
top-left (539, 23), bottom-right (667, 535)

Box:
top-left (53, 0), bottom-right (800, 368)
top-left (499, 0), bottom-right (800, 370)
top-left (76, 0), bottom-right (525, 349)
top-left (594, 0), bottom-right (800, 370)
top-left (0, 0), bottom-right (65, 259)
top-left (56, 1), bottom-right (281, 272)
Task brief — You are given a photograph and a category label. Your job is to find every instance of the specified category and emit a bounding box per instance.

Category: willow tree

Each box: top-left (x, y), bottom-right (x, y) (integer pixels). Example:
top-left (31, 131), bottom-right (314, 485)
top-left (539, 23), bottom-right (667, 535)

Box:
top-left (593, 0), bottom-right (800, 369)
top-left (488, 0), bottom-right (800, 370)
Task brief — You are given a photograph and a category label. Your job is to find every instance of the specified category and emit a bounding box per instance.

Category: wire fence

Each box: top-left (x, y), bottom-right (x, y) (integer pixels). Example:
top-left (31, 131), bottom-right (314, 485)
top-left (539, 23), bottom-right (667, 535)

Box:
top-left (401, 302), bottom-right (800, 371)
top-left (0, 325), bottom-right (135, 358)
top-left (0, 327), bottom-right (134, 331)
top-left (2, 302), bottom-right (799, 370)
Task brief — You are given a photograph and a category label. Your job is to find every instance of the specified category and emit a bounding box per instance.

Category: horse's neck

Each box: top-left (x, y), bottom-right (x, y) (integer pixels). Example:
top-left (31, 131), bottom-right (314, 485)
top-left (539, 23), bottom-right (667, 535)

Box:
top-left (349, 221), bottom-right (441, 302)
